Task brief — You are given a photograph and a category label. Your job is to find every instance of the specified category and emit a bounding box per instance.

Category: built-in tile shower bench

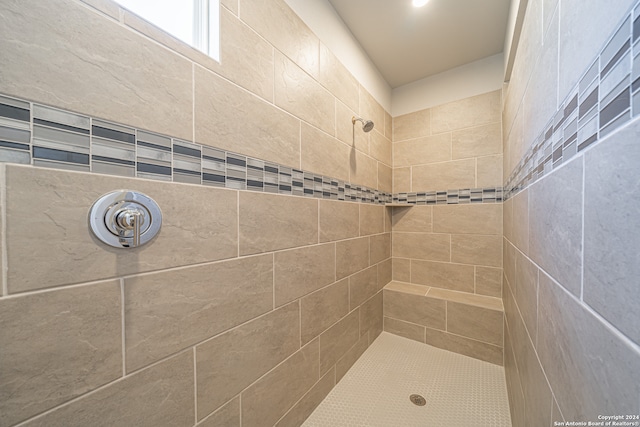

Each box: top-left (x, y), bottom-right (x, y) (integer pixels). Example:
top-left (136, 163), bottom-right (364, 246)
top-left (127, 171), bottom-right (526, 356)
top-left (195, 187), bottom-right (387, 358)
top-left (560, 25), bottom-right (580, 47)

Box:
top-left (382, 281), bottom-right (504, 365)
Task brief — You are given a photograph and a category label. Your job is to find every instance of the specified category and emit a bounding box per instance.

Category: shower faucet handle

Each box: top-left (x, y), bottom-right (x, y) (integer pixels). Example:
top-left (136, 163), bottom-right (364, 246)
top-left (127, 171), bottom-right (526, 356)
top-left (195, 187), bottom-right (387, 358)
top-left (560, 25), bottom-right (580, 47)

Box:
top-left (115, 208), bottom-right (143, 247)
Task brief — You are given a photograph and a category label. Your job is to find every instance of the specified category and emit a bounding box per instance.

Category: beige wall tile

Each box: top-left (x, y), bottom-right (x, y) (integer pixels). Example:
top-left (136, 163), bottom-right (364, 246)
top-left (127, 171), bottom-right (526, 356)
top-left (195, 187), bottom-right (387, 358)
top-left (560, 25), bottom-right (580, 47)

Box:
top-left (426, 328), bottom-right (503, 365)
top-left (370, 233), bottom-right (391, 265)
top-left (433, 204), bottom-right (502, 235)
top-left (360, 291), bottom-right (383, 340)
top-left (411, 260), bottom-right (475, 293)
top-left (451, 234), bottom-right (502, 267)
top-left (383, 290), bottom-right (446, 330)
top-left (393, 109), bottom-right (430, 141)
top-left (241, 339), bottom-right (320, 427)
top-left (239, 192), bottom-right (318, 255)
top-left (504, 239), bottom-right (516, 290)
top-left (319, 200), bottom-right (359, 242)
top-left (384, 206), bottom-right (393, 232)
top-left (360, 204), bottom-right (385, 236)
top-left (378, 162), bottom-right (393, 193)
top-left (221, 0), bottom-right (238, 14)
top-left (275, 368), bottom-right (335, 427)
top-left (319, 43), bottom-right (359, 112)
top-left (412, 159), bottom-right (476, 190)
top-left (275, 52), bottom-right (335, 135)
top-left (359, 88), bottom-right (385, 136)
top-left (392, 258), bottom-right (411, 282)
top-left (195, 303), bottom-right (299, 419)
top-left (503, 197), bottom-right (514, 242)
top-left (336, 237), bottom-right (370, 279)
top-left (301, 279), bottom-right (349, 345)
top-left (431, 90), bottom-right (501, 134)
top-left (385, 281), bottom-right (429, 295)
top-left (477, 154), bottom-right (503, 188)
top-left (241, 0), bottom-right (319, 78)
top-left (370, 130), bottom-right (392, 166)
top-left (393, 133), bottom-right (451, 167)
top-left (384, 317), bottom-right (426, 343)
top-left (392, 205), bottom-right (432, 233)
top-left (451, 122), bottom-right (502, 160)
top-left (447, 302), bottom-right (503, 346)
top-left (5, 165), bottom-right (238, 293)
top-left (335, 100), bottom-right (369, 152)
top-left (124, 254), bottom-right (273, 372)
top-left (23, 352), bottom-right (194, 427)
top-left (350, 150), bottom-right (378, 189)
top-left (349, 266), bottom-right (379, 310)
top-left (79, 0), bottom-right (120, 18)
top-left (393, 167), bottom-right (412, 193)
top-left (512, 189), bottom-right (530, 254)
top-left (0, 281), bottom-right (122, 426)
top-left (427, 288), bottom-right (503, 311)
top-left (0, 0), bottom-right (193, 140)
top-left (378, 258), bottom-right (393, 287)
top-left (301, 123), bottom-right (350, 181)
top-left (274, 243), bottom-right (336, 306)
top-left (476, 266), bottom-right (503, 297)
top-left (392, 232), bottom-right (450, 262)
top-left (515, 251), bottom-right (539, 341)
top-left (198, 398), bottom-right (240, 427)
top-left (504, 323), bottom-right (526, 426)
top-left (320, 310), bottom-right (360, 373)
top-left (384, 111), bottom-right (393, 139)
top-left (336, 335), bottom-right (369, 382)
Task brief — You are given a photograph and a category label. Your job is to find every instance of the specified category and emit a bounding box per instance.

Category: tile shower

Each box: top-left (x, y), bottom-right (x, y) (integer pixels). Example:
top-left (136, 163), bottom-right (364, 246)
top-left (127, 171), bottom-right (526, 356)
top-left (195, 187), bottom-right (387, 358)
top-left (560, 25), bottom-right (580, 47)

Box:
top-left (0, 1), bottom-right (638, 427)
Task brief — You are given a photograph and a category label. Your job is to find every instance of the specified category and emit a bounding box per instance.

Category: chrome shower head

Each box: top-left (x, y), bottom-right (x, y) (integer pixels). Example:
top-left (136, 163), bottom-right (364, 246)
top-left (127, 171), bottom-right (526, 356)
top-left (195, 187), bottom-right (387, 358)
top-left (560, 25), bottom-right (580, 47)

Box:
top-left (352, 116), bottom-right (374, 132)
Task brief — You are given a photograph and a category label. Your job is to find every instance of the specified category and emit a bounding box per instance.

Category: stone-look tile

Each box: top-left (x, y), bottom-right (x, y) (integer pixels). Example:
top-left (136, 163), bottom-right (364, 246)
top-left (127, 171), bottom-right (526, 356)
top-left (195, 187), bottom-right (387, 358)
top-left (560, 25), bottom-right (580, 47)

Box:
top-left (79, 0), bottom-right (120, 18)
top-left (335, 335), bottom-right (369, 382)
top-left (503, 195), bottom-right (514, 242)
top-left (194, 66), bottom-right (300, 168)
top-left (274, 243), bottom-right (336, 306)
top-left (195, 303), bottom-right (299, 419)
top-left (5, 165), bottom-right (238, 293)
top-left (275, 368), bottom-right (335, 427)
top-left (349, 266), bottom-right (378, 310)
top-left (584, 123), bottom-right (640, 344)
top-left (275, 53), bottom-right (335, 135)
top-left (0, 281), bottom-right (122, 426)
top-left (451, 122), bottom-right (502, 160)
top-left (359, 88), bottom-right (385, 137)
top-left (23, 352), bottom-right (194, 427)
top-left (370, 130), bottom-right (392, 166)
top-left (504, 238), bottom-right (516, 291)
top-left (393, 133), bottom-right (451, 167)
top-left (385, 281), bottom-right (429, 295)
top-left (124, 254), bottom-right (273, 372)
top-left (392, 258), bottom-right (411, 282)
top-left (335, 100), bottom-right (369, 153)
top-left (241, 0), bottom-right (319, 78)
top-left (319, 200), bottom-right (359, 243)
top-left (504, 324), bottom-right (526, 427)
top-left (360, 291), bottom-right (383, 340)
top-left (411, 260), bottom-right (475, 293)
top-left (426, 328), bottom-right (504, 366)
top-left (428, 288), bottom-right (503, 311)
top-left (378, 258), bottom-right (392, 288)
top-left (431, 91), bottom-right (501, 134)
top-left (551, 397), bottom-right (565, 424)
top-left (392, 232), bottom-right (450, 262)
top-left (384, 317), bottom-right (426, 343)
top-left (350, 150), bottom-right (378, 189)
top-left (383, 290), bottom-right (446, 330)
top-left (433, 204), bottom-right (502, 235)
top-left (370, 233), bottom-right (391, 265)
top-left (393, 109), bottom-right (430, 141)
top-left (447, 302), bottom-right (503, 346)
top-left (0, 0), bottom-right (193, 140)
top-left (512, 189), bottom-right (529, 254)
top-left (378, 163), bottom-right (393, 193)
top-left (477, 154), bottom-right (503, 188)
top-left (384, 111), bottom-right (393, 140)
top-left (529, 158), bottom-right (583, 296)
top-left (515, 251), bottom-right (539, 340)
top-left (538, 272), bottom-right (640, 421)
top-left (393, 167), bottom-right (412, 193)
top-left (412, 159), bottom-right (476, 190)
top-left (336, 237), bottom-right (370, 279)
top-left (301, 123), bottom-right (350, 181)
top-left (518, 324), bottom-right (552, 427)
top-left (198, 398), bottom-right (240, 427)
top-left (384, 207), bottom-right (392, 233)
top-left (239, 192), bottom-right (318, 256)
top-left (319, 43), bottom-right (359, 112)
top-left (360, 204), bottom-right (384, 236)
top-left (451, 234), bottom-right (502, 267)
top-left (320, 311), bottom-right (360, 374)
top-left (221, 0), bottom-right (238, 14)
top-left (241, 339), bottom-right (320, 427)
top-left (392, 205), bottom-right (432, 232)
top-left (476, 266), bottom-right (503, 297)
top-left (301, 279), bottom-right (349, 345)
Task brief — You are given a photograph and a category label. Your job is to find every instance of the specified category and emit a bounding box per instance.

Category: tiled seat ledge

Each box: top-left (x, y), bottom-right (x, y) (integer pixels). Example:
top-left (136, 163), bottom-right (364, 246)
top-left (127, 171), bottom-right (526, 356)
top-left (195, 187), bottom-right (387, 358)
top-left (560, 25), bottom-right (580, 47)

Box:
top-left (383, 281), bottom-right (504, 365)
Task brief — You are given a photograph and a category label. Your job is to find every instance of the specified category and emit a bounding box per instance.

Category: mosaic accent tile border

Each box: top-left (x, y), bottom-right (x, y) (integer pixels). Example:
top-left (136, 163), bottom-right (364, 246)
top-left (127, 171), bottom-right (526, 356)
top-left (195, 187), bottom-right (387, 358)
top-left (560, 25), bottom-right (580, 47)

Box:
top-left (0, 93), bottom-right (502, 206)
top-left (505, 2), bottom-right (640, 200)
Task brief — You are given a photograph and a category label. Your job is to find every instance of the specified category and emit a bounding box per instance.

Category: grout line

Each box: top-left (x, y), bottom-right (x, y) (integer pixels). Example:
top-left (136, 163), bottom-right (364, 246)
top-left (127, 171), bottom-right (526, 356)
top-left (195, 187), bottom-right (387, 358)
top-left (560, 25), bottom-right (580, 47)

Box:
top-left (193, 347), bottom-right (198, 423)
top-left (580, 155), bottom-right (585, 302)
top-left (1, 164), bottom-right (7, 297)
top-left (120, 279), bottom-right (126, 376)
top-left (272, 253), bottom-right (276, 310)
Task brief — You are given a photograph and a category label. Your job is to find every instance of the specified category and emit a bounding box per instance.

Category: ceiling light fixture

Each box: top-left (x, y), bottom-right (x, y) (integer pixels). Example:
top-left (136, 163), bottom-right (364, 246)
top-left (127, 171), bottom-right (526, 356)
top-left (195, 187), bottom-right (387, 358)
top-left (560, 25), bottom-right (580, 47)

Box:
top-left (412, 0), bottom-right (430, 7)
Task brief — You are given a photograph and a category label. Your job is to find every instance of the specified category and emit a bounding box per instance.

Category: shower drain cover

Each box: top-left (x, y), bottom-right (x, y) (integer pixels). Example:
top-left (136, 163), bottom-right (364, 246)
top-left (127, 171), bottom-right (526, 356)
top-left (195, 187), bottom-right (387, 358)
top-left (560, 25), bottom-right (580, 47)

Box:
top-left (409, 394), bottom-right (426, 406)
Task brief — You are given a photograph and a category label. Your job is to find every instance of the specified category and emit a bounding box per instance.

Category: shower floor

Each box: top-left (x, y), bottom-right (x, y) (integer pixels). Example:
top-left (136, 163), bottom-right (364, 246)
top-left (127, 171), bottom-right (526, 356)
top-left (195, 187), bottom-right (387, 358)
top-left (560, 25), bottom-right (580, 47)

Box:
top-left (302, 332), bottom-right (512, 427)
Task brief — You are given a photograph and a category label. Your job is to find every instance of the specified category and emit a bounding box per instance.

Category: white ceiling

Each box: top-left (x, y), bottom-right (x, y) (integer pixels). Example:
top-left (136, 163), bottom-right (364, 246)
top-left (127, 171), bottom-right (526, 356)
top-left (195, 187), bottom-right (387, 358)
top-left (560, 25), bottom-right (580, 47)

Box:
top-left (328, 0), bottom-right (511, 88)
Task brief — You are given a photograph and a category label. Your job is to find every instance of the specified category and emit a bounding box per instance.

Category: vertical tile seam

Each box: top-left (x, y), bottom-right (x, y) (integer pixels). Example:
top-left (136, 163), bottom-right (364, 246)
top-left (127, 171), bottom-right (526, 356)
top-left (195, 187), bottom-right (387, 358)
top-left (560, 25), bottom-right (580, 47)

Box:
top-left (1, 164), bottom-right (7, 297)
top-left (580, 155), bottom-right (586, 302)
top-left (120, 279), bottom-right (126, 376)
top-left (193, 347), bottom-right (198, 423)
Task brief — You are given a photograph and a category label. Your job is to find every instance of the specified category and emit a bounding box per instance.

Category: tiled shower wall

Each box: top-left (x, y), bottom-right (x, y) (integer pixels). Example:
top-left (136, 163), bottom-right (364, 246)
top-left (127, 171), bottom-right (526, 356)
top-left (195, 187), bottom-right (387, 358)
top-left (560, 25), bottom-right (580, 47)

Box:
top-left (502, 0), bottom-right (640, 425)
top-left (0, 0), bottom-right (393, 426)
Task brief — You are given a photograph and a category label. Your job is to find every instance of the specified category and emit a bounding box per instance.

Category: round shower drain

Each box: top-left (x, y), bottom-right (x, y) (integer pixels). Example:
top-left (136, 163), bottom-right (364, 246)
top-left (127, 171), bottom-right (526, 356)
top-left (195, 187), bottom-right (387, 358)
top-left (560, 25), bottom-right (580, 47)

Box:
top-left (409, 394), bottom-right (426, 406)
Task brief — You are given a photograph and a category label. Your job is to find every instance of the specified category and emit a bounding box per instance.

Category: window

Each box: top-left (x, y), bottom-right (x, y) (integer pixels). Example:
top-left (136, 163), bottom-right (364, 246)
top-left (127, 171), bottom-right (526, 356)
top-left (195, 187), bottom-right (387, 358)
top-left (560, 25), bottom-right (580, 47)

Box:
top-left (115, 0), bottom-right (220, 61)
